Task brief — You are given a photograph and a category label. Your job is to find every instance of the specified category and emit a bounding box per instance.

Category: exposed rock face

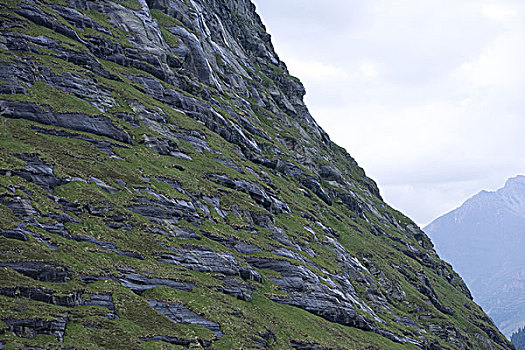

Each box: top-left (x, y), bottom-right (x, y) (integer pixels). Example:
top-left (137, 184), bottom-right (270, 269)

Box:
top-left (0, 262), bottom-right (72, 283)
top-left (0, 0), bottom-right (513, 349)
top-left (148, 299), bottom-right (223, 337)
top-left (426, 175), bottom-right (525, 338)
top-left (4, 317), bottom-right (68, 342)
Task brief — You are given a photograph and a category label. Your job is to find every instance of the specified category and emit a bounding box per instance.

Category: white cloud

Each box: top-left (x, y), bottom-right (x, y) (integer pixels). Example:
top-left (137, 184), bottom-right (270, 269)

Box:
top-left (456, 23), bottom-right (524, 90)
top-left (359, 62), bottom-right (378, 77)
top-left (482, 3), bottom-right (517, 21)
top-left (284, 59), bottom-right (349, 81)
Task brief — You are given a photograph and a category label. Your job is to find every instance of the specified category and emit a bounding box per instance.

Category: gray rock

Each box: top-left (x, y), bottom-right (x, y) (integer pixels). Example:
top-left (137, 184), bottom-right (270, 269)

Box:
top-left (141, 135), bottom-right (192, 160)
top-left (9, 153), bottom-right (65, 191)
top-left (0, 287), bottom-right (83, 307)
top-left (212, 275), bottom-right (253, 301)
top-left (470, 317), bottom-right (509, 349)
top-left (83, 293), bottom-right (115, 311)
top-left (168, 26), bottom-right (215, 86)
top-left (276, 160), bottom-right (303, 178)
top-left (130, 75), bottom-right (263, 155)
top-left (319, 164), bottom-right (343, 183)
top-left (119, 273), bottom-right (195, 294)
top-left (330, 190), bottom-right (363, 217)
top-left (31, 125), bottom-right (129, 156)
top-left (14, 3), bottom-right (85, 44)
top-left (0, 0), bottom-right (511, 347)
top-left (394, 316), bottom-right (419, 329)
top-left (215, 157), bottom-right (244, 173)
top-left (157, 244), bottom-right (262, 283)
top-left (148, 299), bottom-right (223, 337)
top-left (300, 176), bottom-right (332, 205)
top-left (290, 341), bottom-right (337, 350)
top-left (0, 195), bottom-right (39, 218)
top-left (127, 189), bottom-right (202, 224)
top-left (139, 335), bottom-right (211, 349)
top-left (427, 322), bottom-right (468, 350)
top-left (89, 177), bottom-right (119, 194)
top-left (3, 317), bottom-right (68, 342)
top-left (200, 230), bottom-right (264, 253)
top-left (253, 330), bottom-right (276, 349)
top-left (414, 272), bottom-right (454, 316)
top-left (71, 234), bottom-right (144, 260)
top-left (42, 69), bottom-right (115, 112)
top-left (0, 100), bottom-right (131, 144)
top-left (206, 173), bottom-right (289, 214)
top-left (25, 347), bottom-right (75, 350)
top-left (50, 4), bottom-right (112, 35)
top-left (164, 224), bottom-right (201, 240)
top-left (244, 257), bottom-right (371, 329)
top-left (0, 262), bottom-right (71, 283)
top-left (202, 195), bottom-right (228, 218)
top-left (0, 228), bottom-right (29, 241)
top-left (0, 60), bottom-right (35, 94)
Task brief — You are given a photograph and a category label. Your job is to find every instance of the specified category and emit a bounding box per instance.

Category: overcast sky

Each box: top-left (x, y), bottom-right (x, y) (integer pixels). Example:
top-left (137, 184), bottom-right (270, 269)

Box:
top-left (252, 0), bottom-right (525, 226)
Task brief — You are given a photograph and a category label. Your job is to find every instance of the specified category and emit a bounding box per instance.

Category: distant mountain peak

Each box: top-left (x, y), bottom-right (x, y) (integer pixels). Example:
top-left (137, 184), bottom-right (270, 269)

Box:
top-left (455, 175), bottom-right (525, 218)
top-left (425, 174), bottom-right (525, 338)
top-left (506, 174), bottom-right (525, 185)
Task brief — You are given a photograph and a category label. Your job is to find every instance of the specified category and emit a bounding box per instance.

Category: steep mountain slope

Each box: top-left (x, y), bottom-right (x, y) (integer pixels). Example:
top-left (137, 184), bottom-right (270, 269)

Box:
top-left (425, 176), bottom-right (525, 338)
top-left (0, 0), bottom-right (513, 349)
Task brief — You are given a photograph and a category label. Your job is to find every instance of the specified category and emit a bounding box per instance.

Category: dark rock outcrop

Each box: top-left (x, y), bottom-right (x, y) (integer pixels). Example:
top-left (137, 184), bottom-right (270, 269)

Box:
top-left (3, 317), bottom-right (68, 342)
top-left (0, 101), bottom-right (131, 144)
top-left (148, 299), bottom-right (223, 337)
top-left (157, 244), bottom-right (262, 283)
top-left (0, 287), bottom-right (83, 307)
top-left (119, 272), bottom-right (195, 294)
top-left (206, 173), bottom-right (290, 214)
top-left (0, 262), bottom-right (72, 283)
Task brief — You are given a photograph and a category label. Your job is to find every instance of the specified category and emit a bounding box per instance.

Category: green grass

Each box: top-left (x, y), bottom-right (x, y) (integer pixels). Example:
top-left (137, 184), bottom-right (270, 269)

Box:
top-left (1, 81), bottom-right (101, 115)
top-left (117, 0), bottom-right (142, 10)
top-left (150, 10), bottom-right (184, 28)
